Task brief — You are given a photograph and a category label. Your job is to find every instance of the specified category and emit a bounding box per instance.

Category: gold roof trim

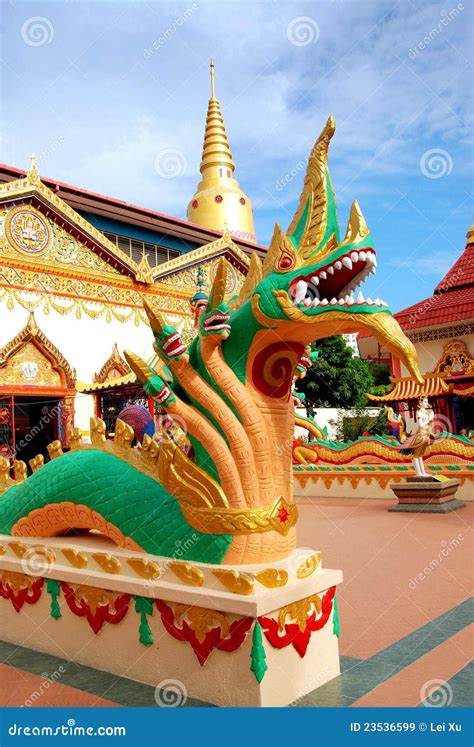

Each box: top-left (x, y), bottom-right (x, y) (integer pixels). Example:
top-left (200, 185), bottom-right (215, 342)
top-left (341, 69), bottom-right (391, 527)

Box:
top-left (152, 229), bottom-right (250, 281)
top-left (0, 160), bottom-right (147, 283)
top-left (0, 312), bottom-right (76, 389)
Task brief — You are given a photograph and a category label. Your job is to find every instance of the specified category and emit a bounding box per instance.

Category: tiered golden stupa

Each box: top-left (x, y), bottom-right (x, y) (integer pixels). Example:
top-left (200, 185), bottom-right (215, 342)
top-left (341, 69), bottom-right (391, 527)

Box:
top-left (187, 61), bottom-right (256, 243)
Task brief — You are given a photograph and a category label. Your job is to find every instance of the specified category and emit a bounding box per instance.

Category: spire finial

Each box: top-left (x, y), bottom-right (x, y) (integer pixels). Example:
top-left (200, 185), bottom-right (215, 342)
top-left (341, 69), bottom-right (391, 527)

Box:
top-left (28, 153), bottom-right (40, 183)
top-left (210, 59), bottom-right (215, 99)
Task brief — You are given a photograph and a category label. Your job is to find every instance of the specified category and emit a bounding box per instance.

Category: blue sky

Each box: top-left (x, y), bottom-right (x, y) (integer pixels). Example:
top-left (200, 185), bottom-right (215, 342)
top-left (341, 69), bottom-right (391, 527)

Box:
top-left (1, 0), bottom-right (472, 311)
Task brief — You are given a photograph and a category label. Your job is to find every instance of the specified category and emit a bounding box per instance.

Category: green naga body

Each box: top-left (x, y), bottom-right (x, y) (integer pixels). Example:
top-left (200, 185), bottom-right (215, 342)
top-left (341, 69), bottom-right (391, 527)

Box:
top-left (0, 117), bottom-right (422, 566)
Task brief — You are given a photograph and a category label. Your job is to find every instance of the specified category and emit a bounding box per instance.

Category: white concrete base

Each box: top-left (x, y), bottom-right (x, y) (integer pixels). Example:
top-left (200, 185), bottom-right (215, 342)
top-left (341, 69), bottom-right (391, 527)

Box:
top-left (0, 535), bottom-right (342, 706)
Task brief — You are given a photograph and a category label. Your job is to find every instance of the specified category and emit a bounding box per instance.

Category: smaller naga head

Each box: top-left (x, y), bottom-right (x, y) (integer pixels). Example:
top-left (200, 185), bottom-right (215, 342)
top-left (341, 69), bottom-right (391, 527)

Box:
top-left (142, 300), bottom-right (187, 361)
top-left (199, 260), bottom-right (231, 339)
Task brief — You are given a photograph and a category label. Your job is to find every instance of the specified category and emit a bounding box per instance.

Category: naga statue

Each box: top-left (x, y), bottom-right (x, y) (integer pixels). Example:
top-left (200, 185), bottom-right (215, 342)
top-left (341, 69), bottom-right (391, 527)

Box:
top-left (0, 117), bottom-right (422, 566)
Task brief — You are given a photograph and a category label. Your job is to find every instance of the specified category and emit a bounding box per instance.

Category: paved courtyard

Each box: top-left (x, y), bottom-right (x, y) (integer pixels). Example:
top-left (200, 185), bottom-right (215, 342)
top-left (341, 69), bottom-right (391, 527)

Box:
top-left (1, 498), bottom-right (472, 707)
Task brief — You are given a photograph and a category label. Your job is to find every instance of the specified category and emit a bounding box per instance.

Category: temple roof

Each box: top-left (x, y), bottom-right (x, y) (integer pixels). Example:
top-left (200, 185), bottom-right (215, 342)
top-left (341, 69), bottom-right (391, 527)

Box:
top-left (359, 227), bottom-right (474, 338)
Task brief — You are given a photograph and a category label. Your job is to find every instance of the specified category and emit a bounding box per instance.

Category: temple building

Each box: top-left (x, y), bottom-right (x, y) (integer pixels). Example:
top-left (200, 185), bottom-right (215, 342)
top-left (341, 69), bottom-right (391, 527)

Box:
top-left (359, 224), bottom-right (474, 433)
top-left (0, 64), bottom-right (264, 464)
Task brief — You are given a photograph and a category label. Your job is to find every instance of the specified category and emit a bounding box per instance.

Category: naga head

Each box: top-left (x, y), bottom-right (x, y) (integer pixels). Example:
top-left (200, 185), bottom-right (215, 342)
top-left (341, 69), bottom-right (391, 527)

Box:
top-left (249, 116), bottom-right (422, 384)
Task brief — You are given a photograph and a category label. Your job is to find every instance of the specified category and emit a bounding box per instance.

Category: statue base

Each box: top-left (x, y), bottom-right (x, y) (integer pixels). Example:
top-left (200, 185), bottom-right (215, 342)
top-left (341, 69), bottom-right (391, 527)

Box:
top-left (0, 534), bottom-right (342, 707)
top-left (389, 476), bottom-right (466, 513)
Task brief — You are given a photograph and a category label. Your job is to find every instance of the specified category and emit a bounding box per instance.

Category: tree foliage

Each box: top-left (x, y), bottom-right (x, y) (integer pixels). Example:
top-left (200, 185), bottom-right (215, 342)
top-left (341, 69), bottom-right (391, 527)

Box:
top-left (295, 336), bottom-right (375, 408)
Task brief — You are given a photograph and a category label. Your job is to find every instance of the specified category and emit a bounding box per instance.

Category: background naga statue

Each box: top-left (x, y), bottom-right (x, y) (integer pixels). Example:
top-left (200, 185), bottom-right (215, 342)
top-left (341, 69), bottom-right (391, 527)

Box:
top-left (0, 117), bottom-right (422, 566)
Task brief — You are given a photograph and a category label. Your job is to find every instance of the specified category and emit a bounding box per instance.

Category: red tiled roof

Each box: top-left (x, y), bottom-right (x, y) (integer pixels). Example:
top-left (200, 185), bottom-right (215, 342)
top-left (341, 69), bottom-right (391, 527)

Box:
top-left (435, 244), bottom-right (474, 292)
top-left (359, 238), bottom-right (474, 339)
top-left (393, 285), bottom-right (474, 331)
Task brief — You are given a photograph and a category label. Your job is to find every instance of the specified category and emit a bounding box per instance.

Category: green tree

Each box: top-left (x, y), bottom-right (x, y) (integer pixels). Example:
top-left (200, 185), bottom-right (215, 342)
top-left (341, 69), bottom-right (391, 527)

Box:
top-left (295, 336), bottom-right (374, 408)
top-left (330, 406), bottom-right (389, 442)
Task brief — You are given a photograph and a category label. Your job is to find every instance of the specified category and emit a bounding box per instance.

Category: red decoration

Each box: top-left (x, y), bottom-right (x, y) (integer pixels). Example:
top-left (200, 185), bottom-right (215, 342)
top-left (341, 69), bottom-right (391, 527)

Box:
top-left (0, 575), bottom-right (43, 613)
top-left (258, 586), bottom-right (336, 657)
top-left (61, 582), bottom-right (130, 634)
top-left (192, 199), bottom-right (198, 208)
top-left (215, 195), bottom-right (223, 203)
top-left (278, 507), bottom-right (289, 523)
top-left (280, 256), bottom-right (293, 269)
top-left (239, 197), bottom-right (246, 205)
top-left (155, 599), bottom-right (253, 665)
top-left (251, 341), bottom-right (304, 399)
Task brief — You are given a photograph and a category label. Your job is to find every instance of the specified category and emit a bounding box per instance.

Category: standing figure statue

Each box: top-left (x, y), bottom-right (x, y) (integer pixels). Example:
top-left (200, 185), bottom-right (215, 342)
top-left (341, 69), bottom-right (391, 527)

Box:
top-left (386, 396), bottom-right (435, 478)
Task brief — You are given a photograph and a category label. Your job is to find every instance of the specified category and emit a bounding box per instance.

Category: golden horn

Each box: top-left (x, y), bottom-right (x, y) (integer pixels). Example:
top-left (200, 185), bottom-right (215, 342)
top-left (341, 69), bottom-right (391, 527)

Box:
top-left (142, 298), bottom-right (165, 336)
top-left (124, 350), bottom-right (153, 383)
top-left (342, 200), bottom-right (370, 245)
top-left (209, 257), bottom-right (228, 309)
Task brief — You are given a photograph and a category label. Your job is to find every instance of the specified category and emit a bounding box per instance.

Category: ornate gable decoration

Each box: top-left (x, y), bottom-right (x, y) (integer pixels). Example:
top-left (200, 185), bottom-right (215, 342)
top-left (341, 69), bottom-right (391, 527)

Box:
top-left (434, 339), bottom-right (474, 378)
top-left (93, 343), bottom-right (131, 384)
top-left (0, 156), bottom-right (149, 283)
top-left (0, 312), bottom-right (76, 389)
top-left (153, 229), bottom-right (250, 298)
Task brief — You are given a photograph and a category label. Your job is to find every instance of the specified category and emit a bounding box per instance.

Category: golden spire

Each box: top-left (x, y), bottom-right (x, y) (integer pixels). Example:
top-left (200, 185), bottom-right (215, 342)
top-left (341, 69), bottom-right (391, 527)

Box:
top-left (187, 61), bottom-right (256, 243)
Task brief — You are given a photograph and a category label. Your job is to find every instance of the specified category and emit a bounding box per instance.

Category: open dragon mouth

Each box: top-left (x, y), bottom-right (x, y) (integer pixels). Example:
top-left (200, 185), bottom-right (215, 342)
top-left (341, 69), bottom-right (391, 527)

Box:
top-left (162, 332), bottom-right (187, 358)
top-left (289, 248), bottom-right (387, 310)
top-left (203, 311), bottom-right (231, 333)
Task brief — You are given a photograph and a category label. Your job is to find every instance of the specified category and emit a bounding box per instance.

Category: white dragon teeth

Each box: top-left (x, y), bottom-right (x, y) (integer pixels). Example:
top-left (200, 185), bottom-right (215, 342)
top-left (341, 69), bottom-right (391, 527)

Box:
top-left (330, 297), bottom-right (338, 305)
top-left (319, 271), bottom-right (327, 280)
top-left (338, 298), bottom-right (345, 305)
top-left (342, 256), bottom-right (353, 270)
top-left (375, 297), bottom-right (381, 305)
top-left (312, 297), bottom-right (320, 307)
top-left (334, 261), bottom-right (342, 271)
top-left (320, 298), bottom-right (328, 306)
top-left (356, 291), bottom-right (364, 304)
top-left (294, 280), bottom-right (308, 304)
top-left (366, 297), bottom-right (373, 305)
top-left (327, 266), bottom-right (335, 275)
top-left (346, 295), bottom-right (354, 305)
top-left (303, 297), bottom-right (312, 307)
top-left (359, 251), bottom-right (366, 262)
top-left (311, 276), bottom-right (319, 285)
top-left (350, 251), bottom-right (359, 263)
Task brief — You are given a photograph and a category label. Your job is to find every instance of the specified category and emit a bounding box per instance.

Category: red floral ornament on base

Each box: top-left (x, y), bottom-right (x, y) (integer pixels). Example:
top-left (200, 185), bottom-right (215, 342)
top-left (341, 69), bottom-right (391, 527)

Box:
top-left (258, 586), bottom-right (336, 657)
